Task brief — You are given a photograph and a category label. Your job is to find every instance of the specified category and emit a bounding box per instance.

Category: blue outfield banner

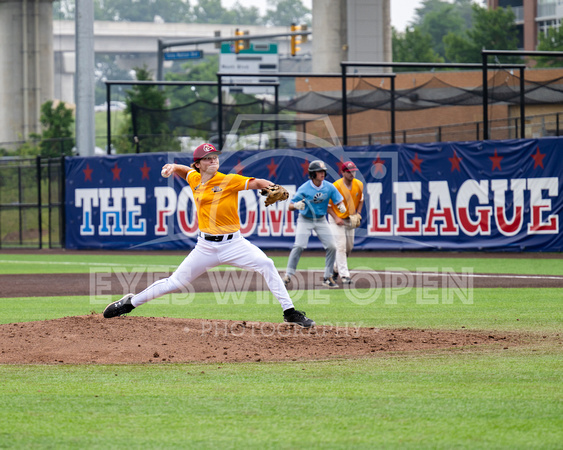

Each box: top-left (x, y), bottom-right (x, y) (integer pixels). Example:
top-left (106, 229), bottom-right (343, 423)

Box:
top-left (65, 138), bottom-right (563, 251)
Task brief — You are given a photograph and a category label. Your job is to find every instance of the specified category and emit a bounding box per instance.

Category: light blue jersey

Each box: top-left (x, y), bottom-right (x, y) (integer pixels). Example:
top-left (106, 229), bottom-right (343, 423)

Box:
top-left (292, 180), bottom-right (343, 219)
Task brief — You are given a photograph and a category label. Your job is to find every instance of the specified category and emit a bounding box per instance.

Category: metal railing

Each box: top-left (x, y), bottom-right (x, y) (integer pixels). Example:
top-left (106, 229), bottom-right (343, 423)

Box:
top-left (537, 3), bottom-right (557, 18)
top-left (0, 157), bottom-right (65, 248)
top-left (343, 111), bottom-right (563, 146)
top-left (3, 111), bottom-right (563, 155)
top-left (511, 5), bottom-right (524, 22)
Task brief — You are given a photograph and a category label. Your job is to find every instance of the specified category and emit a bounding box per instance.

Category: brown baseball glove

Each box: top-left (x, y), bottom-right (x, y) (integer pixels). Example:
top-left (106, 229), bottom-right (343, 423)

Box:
top-left (260, 184), bottom-right (289, 207)
top-left (349, 213), bottom-right (362, 228)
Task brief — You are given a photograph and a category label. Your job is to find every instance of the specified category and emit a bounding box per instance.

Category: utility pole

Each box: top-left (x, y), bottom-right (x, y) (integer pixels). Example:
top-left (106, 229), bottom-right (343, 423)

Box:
top-left (75, 0), bottom-right (96, 156)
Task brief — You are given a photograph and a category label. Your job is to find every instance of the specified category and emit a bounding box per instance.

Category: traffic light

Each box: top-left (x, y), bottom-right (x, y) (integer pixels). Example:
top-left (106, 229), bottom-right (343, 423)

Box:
top-left (242, 30), bottom-right (250, 50)
top-left (290, 23), bottom-right (301, 56)
top-left (300, 24), bottom-right (308, 44)
top-left (234, 29), bottom-right (250, 53)
top-left (291, 23), bottom-right (307, 56)
top-left (234, 28), bottom-right (244, 54)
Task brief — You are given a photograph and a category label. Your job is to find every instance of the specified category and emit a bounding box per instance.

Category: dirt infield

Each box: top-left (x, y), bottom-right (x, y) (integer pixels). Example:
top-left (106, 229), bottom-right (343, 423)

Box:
top-left (1, 249), bottom-right (560, 364)
top-left (3, 270), bottom-right (563, 299)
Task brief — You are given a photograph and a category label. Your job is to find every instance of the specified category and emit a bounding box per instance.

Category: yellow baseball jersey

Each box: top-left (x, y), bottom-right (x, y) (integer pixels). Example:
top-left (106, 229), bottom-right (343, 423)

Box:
top-left (187, 170), bottom-right (253, 234)
top-left (330, 178), bottom-right (364, 219)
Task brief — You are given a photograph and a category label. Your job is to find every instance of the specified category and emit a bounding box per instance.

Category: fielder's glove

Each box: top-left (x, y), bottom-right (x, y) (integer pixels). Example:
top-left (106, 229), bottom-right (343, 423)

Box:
top-left (260, 184), bottom-right (289, 207)
top-left (349, 213), bottom-right (362, 228)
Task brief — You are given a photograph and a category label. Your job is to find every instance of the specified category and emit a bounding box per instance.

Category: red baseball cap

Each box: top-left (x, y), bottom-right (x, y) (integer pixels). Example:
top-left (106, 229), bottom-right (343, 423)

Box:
top-left (193, 143), bottom-right (220, 162)
top-left (342, 161), bottom-right (358, 172)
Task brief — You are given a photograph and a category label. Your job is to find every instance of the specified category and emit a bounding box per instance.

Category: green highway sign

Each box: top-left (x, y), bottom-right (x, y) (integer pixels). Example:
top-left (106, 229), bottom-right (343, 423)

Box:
top-left (221, 43), bottom-right (278, 54)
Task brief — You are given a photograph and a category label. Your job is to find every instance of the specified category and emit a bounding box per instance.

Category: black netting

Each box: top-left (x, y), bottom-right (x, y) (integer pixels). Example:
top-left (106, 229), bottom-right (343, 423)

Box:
top-left (279, 70), bottom-right (563, 113)
top-left (131, 97), bottom-right (279, 135)
top-left (125, 70), bottom-right (563, 148)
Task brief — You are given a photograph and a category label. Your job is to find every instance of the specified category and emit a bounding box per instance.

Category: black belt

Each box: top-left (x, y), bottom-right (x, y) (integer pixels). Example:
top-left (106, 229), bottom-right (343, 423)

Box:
top-left (202, 233), bottom-right (234, 242)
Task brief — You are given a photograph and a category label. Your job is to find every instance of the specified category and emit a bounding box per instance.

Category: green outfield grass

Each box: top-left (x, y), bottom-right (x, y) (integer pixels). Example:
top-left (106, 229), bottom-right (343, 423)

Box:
top-left (0, 252), bottom-right (562, 448)
top-left (1, 252), bottom-right (562, 275)
top-left (0, 351), bottom-right (561, 449)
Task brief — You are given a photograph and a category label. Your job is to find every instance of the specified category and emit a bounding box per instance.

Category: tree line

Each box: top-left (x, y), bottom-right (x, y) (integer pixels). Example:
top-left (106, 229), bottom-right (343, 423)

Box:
top-left (393, 0), bottom-right (563, 67)
top-left (393, 0), bottom-right (520, 66)
top-left (53, 0), bottom-right (311, 27)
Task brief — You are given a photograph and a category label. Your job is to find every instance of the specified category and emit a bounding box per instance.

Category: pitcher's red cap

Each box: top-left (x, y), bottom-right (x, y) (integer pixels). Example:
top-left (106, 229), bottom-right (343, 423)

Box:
top-left (342, 161), bottom-right (358, 172)
top-left (193, 143), bottom-right (220, 162)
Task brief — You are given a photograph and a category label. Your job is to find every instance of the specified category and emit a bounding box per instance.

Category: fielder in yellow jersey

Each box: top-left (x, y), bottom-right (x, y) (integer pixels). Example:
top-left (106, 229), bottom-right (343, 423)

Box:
top-left (330, 175), bottom-right (364, 219)
top-left (104, 143), bottom-right (314, 328)
top-left (327, 161), bottom-right (364, 284)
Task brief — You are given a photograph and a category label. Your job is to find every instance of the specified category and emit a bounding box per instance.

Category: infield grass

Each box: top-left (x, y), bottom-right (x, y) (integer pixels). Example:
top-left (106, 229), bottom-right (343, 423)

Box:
top-left (0, 288), bottom-right (561, 333)
top-left (0, 252), bottom-right (562, 448)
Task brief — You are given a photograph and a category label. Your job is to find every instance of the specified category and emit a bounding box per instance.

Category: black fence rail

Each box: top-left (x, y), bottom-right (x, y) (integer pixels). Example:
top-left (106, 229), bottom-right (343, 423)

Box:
top-left (0, 157), bottom-right (65, 249)
top-left (345, 111), bottom-right (563, 146)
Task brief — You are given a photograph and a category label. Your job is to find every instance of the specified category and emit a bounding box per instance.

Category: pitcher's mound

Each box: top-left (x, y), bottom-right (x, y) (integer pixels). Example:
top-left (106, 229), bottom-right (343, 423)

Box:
top-left (0, 315), bottom-right (517, 364)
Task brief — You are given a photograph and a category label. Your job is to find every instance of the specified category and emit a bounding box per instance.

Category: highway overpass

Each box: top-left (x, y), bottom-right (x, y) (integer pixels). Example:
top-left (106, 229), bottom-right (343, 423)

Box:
top-left (52, 20), bottom-right (307, 105)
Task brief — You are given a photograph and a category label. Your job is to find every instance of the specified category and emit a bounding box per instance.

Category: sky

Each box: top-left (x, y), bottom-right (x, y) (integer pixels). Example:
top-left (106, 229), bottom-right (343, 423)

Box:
top-left (390, 0), bottom-right (424, 30)
top-left (221, 0), bottom-right (422, 31)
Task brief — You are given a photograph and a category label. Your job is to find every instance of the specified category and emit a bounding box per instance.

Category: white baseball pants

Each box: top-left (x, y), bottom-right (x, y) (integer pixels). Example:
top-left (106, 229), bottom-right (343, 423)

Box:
top-left (328, 216), bottom-right (356, 278)
top-left (131, 231), bottom-right (294, 311)
top-left (286, 215), bottom-right (336, 279)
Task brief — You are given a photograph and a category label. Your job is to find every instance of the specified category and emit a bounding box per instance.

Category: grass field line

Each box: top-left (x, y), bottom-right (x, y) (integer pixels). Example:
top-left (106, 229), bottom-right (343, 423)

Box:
top-left (370, 270), bottom-right (563, 281)
top-left (0, 259), bottom-right (228, 272)
top-left (0, 259), bottom-right (172, 268)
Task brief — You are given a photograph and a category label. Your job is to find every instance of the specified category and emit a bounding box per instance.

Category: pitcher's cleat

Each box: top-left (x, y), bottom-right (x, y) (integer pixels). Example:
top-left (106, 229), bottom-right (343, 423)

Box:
top-left (103, 294), bottom-right (135, 318)
top-left (283, 308), bottom-right (315, 328)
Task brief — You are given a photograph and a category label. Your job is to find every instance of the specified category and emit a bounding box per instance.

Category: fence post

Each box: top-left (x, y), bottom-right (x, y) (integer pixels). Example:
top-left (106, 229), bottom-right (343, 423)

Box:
top-left (341, 63), bottom-right (348, 146)
top-left (36, 156), bottom-right (42, 249)
top-left (519, 66), bottom-right (526, 139)
top-left (107, 82), bottom-right (112, 155)
top-left (390, 76), bottom-right (396, 144)
top-left (217, 74), bottom-right (223, 150)
top-left (48, 158), bottom-right (52, 248)
top-left (18, 165), bottom-right (23, 245)
top-left (482, 52), bottom-right (489, 140)
top-left (60, 156), bottom-right (66, 248)
top-left (274, 84), bottom-right (280, 149)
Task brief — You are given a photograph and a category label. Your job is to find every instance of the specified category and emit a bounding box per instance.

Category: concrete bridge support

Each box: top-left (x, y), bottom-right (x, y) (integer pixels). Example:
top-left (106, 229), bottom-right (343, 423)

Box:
top-left (312, 0), bottom-right (391, 73)
top-left (0, 0), bottom-right (54, 147)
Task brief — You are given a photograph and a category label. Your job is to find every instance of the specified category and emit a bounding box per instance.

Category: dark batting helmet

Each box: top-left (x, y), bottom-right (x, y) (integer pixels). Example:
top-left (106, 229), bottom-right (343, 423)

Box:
top-left (308, 160), bottom-right (327, 179)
